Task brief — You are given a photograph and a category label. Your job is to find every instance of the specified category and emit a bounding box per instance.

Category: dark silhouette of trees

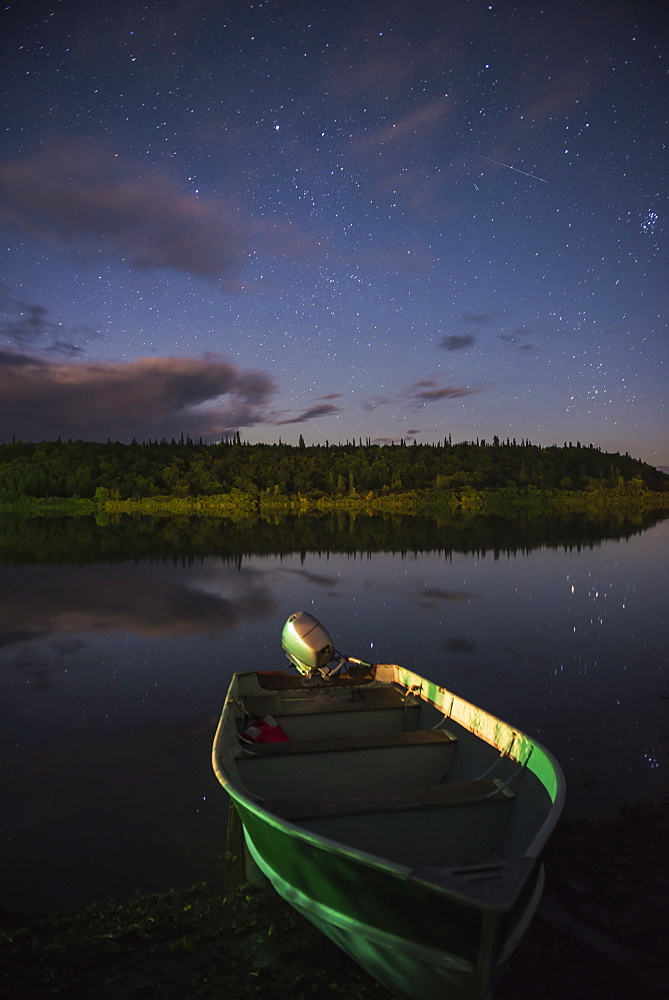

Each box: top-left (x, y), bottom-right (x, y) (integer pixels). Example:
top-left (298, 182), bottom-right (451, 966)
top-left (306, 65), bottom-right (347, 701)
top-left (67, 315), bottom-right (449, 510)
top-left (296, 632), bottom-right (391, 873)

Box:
top-left (0, 437), bottom-right (666, 502)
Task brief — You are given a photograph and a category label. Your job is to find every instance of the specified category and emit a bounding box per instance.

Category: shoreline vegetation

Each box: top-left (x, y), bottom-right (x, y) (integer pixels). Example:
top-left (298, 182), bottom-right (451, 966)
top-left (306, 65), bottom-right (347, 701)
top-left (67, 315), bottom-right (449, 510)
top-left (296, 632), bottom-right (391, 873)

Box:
top-left (2, 484), bottom-right (668, 519)
top-left (2, 800), bottom-right (667, 1000)
top-left (0, 437), bottom-right (667, 517)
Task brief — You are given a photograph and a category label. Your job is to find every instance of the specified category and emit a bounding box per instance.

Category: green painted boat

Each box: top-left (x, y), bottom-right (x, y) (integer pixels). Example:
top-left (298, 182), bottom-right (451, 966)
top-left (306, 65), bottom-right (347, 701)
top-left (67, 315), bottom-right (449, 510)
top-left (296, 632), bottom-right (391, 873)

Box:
top-left (212, 612), bottom-right (565, 1000)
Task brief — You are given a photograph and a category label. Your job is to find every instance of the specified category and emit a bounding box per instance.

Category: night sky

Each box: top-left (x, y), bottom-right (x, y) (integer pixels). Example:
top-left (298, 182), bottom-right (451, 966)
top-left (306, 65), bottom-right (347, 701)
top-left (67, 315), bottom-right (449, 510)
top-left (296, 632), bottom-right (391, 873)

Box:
top-left (1, 0), bottom-right (666, 464)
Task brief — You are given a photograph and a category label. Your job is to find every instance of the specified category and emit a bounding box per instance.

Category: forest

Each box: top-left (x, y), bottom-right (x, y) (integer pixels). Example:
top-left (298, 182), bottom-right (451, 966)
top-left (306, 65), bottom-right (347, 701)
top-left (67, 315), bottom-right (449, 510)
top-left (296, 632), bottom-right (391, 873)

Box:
top-left (0, 435), bottom-right (665, 503)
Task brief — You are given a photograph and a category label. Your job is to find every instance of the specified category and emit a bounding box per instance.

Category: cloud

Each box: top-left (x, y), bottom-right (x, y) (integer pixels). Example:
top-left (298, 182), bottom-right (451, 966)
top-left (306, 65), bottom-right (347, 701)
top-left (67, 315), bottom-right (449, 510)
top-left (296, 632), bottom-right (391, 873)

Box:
top-left (441, 334), bottom-right (476, 351)
top-left (1, 285), bottom-right (96, 355)
top-left (276, 402), bottom-right (342, 425)
top-left (485, 63), bottom-right (593, 178)
top-left (0, 143), bottom-right (249, 281)
top-left (252, 215), bottom-right (328, 264)
top-left (498, 322), bottom-right (557, 354)
top-left (0, 351), bottom-right (276, 442)
top-left (0, 348), bottom-right (38, 367)
top-left (362, 379), bottom-right (478, 418)
top-left (349, 98), bottom-right (451, 158)
top-left (0, 143), bottom-right (331, 281)
top-left (344, 96), bottom-right (454, 218)
top-left (362, 396), bottom-right (390, 412)
top-left (405, 380), bottom-right (478, 408)
top-left (521, 70), bottom-right (590, 124)
top-left (327, 4), bottom-right (476, 104)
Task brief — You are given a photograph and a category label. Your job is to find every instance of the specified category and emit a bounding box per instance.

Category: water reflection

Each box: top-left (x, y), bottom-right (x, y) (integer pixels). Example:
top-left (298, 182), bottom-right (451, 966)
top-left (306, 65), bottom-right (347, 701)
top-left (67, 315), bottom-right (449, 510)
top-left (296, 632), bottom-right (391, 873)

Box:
top-left (0, 563), bottom-right (277, 648)
top-left (0, 509), bottom-right (666, 913)
top-left (0, 506), bottom-right (660, 565)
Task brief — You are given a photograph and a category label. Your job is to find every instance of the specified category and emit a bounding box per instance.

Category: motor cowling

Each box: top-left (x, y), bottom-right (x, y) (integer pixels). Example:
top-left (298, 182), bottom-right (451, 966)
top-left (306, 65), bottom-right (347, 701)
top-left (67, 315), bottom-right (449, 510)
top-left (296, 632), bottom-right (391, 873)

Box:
top-left (281, 611), bottom-right (335, 677)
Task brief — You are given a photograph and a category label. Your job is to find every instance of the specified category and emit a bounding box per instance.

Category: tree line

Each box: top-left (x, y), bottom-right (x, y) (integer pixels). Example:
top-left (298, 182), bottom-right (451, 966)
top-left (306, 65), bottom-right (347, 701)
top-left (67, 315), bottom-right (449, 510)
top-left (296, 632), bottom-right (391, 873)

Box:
top-left (0, 436), bottom-right (665, 502)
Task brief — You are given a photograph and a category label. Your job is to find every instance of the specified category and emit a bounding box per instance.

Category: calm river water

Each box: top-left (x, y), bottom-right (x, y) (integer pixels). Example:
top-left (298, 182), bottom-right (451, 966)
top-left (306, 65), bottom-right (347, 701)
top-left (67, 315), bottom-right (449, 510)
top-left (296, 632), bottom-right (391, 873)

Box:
top-left (0, 508), bottom-right (666, 913)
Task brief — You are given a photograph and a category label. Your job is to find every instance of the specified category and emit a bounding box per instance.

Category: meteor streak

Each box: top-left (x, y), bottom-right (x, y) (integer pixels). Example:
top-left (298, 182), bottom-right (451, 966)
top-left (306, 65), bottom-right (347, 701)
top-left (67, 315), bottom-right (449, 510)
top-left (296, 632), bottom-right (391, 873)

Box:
top-left (477, 154), bottom-right (548, 183)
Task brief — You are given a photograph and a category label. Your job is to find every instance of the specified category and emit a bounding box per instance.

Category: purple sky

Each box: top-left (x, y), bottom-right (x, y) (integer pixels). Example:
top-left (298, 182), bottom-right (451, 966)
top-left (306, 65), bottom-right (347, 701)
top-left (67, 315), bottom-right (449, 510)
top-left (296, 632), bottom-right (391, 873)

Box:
top-left (1, 0), bottom-right (666, 463)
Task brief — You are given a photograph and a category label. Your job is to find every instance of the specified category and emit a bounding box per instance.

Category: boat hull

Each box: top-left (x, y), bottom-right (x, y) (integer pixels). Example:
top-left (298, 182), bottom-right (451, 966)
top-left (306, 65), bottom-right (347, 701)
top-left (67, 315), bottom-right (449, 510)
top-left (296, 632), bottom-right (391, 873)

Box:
top-left (213, 665), bottom-right (564, 1000)
top-left (235, 795), bottom-right (545, 1000)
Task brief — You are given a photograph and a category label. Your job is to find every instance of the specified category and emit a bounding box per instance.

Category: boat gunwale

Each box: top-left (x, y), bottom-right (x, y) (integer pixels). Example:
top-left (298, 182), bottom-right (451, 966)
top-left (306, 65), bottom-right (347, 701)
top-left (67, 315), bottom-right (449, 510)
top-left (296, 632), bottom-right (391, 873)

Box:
top-left (384, 664), bottom-right (566, 858)
top-left (212, 665), bottom-right (565, 911)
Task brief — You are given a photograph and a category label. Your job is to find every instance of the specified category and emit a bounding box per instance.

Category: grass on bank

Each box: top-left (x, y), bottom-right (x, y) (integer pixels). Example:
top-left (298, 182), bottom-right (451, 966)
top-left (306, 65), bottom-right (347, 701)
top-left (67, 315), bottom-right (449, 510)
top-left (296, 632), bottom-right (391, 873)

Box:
top-left (2, 800), bottom-right (668, 1000)
top-left (1, 484), bottom-right (668, 519)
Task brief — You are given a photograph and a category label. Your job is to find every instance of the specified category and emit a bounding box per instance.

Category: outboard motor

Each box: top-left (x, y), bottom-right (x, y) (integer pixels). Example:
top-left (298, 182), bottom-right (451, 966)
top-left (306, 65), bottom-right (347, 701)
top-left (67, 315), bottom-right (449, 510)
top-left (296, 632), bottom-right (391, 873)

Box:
top-left (282, 611), bottom-right (374, 681)
top-left (281, 611), bottom-right (337, 678)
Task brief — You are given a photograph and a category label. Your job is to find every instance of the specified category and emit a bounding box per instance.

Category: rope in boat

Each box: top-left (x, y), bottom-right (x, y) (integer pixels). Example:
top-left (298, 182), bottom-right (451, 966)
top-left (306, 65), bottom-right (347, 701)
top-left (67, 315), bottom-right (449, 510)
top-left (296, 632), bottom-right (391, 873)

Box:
top-left (484, 744), bottom-right (534, 797)
top-left (430, 696), bottom-right (455, 729)
top-left (402, 684), bottom-right (422, 731)
top-left (473, 732), bottom-right (517, 781)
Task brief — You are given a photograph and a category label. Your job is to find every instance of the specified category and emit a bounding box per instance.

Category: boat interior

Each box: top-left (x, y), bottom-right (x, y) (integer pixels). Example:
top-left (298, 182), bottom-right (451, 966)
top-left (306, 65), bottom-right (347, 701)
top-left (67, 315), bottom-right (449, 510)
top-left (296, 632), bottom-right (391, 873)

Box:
top-left (219, 670), bottom-right (553, 871)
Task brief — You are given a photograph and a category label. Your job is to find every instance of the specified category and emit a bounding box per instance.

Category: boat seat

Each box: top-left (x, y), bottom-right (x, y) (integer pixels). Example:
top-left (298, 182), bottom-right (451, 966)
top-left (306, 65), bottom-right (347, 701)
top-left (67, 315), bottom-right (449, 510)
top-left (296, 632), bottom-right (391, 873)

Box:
top-left (265, 778), bottom-right (514, 821)
top-left (243, 728), bottom-right (457, 757)
top-left (240, 685), bottom-right (418, 719)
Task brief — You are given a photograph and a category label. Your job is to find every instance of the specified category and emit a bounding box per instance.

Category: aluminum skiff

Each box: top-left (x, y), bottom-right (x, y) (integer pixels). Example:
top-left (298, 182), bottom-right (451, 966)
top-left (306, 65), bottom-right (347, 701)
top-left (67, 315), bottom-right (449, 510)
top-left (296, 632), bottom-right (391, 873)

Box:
top-left (212, 624), bottom-right (564, 1000)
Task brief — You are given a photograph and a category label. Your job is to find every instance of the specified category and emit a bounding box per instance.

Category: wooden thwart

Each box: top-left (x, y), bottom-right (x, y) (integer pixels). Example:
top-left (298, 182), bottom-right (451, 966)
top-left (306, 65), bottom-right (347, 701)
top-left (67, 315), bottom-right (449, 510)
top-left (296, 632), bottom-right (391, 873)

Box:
top-left (241, 685), bottom-right (420, 722)
top-left (246, 728), bottom-right (457, 757)
top-left (267, 778), bottom-right (514, 822)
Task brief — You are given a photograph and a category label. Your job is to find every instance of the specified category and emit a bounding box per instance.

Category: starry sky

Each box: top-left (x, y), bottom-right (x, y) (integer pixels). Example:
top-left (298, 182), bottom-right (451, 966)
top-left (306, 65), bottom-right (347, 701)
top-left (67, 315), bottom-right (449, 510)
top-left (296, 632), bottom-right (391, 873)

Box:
top-left (0, 0), bottom-right (666, 464)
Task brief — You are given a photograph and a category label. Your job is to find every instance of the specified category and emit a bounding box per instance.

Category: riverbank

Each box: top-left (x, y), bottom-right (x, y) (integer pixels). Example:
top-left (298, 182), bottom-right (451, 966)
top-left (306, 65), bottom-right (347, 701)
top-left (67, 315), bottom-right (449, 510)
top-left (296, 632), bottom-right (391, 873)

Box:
top-left (1, 484), bottom-right (668, 520)
top-left (2, 799), bottom-right (667, 1000)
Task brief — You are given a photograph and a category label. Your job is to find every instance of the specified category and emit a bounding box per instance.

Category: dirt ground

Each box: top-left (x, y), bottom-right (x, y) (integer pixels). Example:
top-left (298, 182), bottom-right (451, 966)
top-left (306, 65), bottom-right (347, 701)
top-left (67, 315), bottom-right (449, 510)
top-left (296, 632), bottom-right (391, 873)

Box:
top-left (1, 799), bottom-right (667, 1000)
top-left (497, 799), bottom-right (669, 1000)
